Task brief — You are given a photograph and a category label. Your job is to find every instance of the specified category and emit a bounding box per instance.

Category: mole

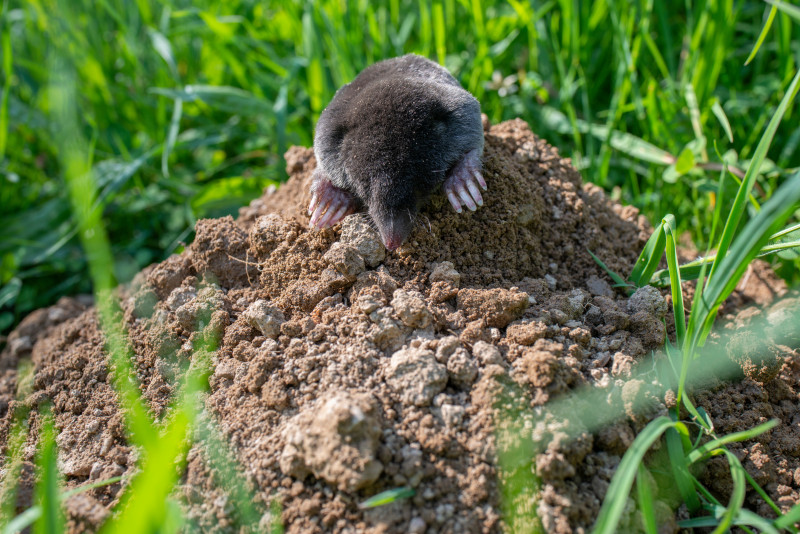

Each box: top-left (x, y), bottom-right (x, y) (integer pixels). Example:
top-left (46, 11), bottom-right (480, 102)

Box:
top-left (308, 54), bottom-right (486, 251)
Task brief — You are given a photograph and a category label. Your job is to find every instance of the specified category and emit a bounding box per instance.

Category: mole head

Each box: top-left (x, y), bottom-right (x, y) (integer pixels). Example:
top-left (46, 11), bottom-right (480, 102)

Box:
top-left (367, 177), bottom-right (418, 251)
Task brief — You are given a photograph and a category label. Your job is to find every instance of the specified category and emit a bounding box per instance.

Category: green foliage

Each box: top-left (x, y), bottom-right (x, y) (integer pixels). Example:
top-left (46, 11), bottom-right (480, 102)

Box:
top-left (2, 0), bottom-right (800, 334)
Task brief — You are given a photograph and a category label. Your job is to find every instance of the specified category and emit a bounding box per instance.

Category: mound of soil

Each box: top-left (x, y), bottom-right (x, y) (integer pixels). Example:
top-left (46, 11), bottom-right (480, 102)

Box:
top-left (0, 118), bottom-right (796, 533)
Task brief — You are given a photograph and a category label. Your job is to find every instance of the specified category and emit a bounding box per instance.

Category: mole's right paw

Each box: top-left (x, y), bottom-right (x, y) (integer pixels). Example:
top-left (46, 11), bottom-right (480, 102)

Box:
top-left (309, 169), bottom-right (357, 229)
top-left (444, 148), bottom-right (486, 213)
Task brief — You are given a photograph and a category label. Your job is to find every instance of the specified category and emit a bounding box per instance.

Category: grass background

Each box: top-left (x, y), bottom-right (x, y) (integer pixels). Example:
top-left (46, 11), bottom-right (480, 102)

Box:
top-left (1, 0), bottom-right (799, 335)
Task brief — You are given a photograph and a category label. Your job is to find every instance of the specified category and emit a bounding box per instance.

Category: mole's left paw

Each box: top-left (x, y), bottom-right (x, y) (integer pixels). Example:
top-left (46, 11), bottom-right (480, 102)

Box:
top-left (309, 169), bottom-right (357, 228)
top-left (444, 148), bottom-right (486, 213)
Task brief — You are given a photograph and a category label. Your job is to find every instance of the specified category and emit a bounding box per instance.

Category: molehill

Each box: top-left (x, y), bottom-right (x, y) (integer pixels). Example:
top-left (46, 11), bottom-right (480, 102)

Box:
top-left (1, 118), bottom-right (798, 533)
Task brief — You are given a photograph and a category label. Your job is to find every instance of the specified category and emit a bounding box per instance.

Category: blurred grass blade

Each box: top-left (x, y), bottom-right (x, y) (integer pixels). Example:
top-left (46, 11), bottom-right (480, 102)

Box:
top-left (765, 0), bottom-right (800, 23)
top-left (4, 477), bottom-right (122, 534)
top-left (636, 465), bottom-right (657, 534)
top-left (162, 97), bottom-right (183, 178)
top-left (776, 502), bottom-right (800, 529)
top-left (0, 361), bottom-right (33, 532)
top-left (33, 409), bottom-right (64, 534)
top-left (432, 1), bottom-right (446, 65)
top-left (745, 4), bottom-right (777, 65)
top-left (195, 413), bottom-right (264, 528)
top-left (147, 28), bottom-right (178, 79)
top-left (358, 487), bottom-right (415, 509)
top-left (540, 106), bottom-right (675, 165)
top-left (687, 419), bottom-right (778, 464)
top-left (0, 0), bottom-right (12, 160)
top-left (592, 417), bottom-right (677, 533)
top-left (52, 57), bottom-right (157, 448)
top-left (711, 100), bottom-right (733, 142)
top-left (150, 85), bottom-right (274, 115)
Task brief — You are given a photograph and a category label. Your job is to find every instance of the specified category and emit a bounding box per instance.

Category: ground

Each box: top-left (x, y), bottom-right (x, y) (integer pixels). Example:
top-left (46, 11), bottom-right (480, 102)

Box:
top-left (0, 118), bottom-right (797, 533)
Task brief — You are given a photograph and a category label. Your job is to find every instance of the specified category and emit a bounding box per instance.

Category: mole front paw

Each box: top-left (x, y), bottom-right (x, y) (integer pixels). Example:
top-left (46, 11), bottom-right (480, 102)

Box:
top-left (309, 169), bottom-right (357, 229)
top-left (444, 148), bottom-right (486, 213)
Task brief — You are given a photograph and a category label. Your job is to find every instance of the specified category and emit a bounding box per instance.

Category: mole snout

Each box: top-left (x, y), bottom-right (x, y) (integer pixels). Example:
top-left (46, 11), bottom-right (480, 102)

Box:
top-left (307, 53), bottom-right (486, 251)
top-left (370, 205), bottom-right (414, 251)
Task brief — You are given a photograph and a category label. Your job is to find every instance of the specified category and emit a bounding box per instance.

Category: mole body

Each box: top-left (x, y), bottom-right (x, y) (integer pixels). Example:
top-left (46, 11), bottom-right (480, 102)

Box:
top-left (308, 54), bottom-right (486, 250)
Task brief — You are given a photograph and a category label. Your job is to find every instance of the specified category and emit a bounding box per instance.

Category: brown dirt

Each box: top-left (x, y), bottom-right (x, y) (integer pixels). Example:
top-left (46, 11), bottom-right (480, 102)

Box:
top-left (0, 118), bottom-right (795, 533)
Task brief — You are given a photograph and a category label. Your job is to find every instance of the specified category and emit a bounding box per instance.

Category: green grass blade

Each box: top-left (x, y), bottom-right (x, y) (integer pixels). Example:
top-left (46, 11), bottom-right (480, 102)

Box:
top-left (663, 215), bottom-right (685, 345)
top-left (711, 450), bottom-right (747, 534)
top-left (711, 100), bottom-right (733, 143)
top-left (4, 477), bottom-right (122, 534)
top-left (161, 97), bottom-right (183, 178)
top-left (0, 361), bottom-right (33, 532)
top-left (358, 487), bottom-right (416, 509)
top-left (587, 248), bottom-right (631, 292)
top-left (708, 68), bottom-right (800, 282)
top-left (33, 410), bottom-right (64, 534)
top-left (776, 502), bottom-right (800, 529)
top-left (765, 0), bottom-right (800, 23)
top-left (665, 425), bottom-right (701, 513)
top-left (629, 219), bottom-right (666, 286)
top-left (432, 1), bottom-right (446, 65)
top-left (636, 465), bottom-right (657, 534)
top-left (0, 0), bottom-right (12, 160)
top-left (52, 58), bottom-right (157, 448)
top-left (194, 413), bottom-right (264, 528)
top-left (539, 106), bottom-right (674, 166)
top-left (745, 5), bottom-right (778, 66)
top-left (592, 416), bottom-right (677, 533)
top-left (687, 419), bottom-right (779, 464)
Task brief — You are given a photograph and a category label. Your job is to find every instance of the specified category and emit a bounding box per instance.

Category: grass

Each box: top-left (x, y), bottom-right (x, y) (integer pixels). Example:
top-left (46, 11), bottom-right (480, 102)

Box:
top-left (1, 0), bottom-right (800, 533)
top-left (2, 0), bottom-right (800, 334)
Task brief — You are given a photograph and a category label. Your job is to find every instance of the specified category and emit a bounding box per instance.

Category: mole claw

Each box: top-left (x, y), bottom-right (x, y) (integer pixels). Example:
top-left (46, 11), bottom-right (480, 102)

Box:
top-left (466, 180), bottom-right (483, 207)
top-left (458, 187), bottom-right (476, 211)
top-left (473, 171), bottom-right (487, 191)
top-left (329, 204), bottom-right (349, 227)
top-left (310, 202), bottom-right (327, 226)
top-left (446, 190), bottom-right (462, 213)
top-left (308, 194), bottom-right (318, 215)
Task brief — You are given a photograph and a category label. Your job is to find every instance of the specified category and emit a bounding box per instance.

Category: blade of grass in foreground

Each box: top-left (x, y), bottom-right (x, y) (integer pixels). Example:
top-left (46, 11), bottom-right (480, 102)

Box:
top-left (3, 477), bottom-right (122, 534)
top-left (33, 409), bottom-right (64, 534)
top-left (592, 417), bottom-right (678, 534)
top-left (636, 464), bottom-right (657, 534)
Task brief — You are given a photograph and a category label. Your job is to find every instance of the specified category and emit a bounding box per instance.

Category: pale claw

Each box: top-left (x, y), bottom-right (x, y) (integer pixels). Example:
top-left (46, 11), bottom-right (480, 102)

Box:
top-left (310, 201), bottom-right (328, 226)
top-left (458, 186), bottom-right (476, 211)
top-left (466, 180), bottom-right (483, 206)
top-left (446, 190), bottom-right (462, 213)
top-left (308, 168), bottom-right (358, 229)
top-left (473, 170), bottom-right (487, 191)
top-left (443, 148), bottom-right (485, 214)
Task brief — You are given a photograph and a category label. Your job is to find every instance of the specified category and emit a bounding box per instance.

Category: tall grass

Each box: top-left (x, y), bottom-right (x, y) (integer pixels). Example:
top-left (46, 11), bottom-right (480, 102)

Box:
top-left (1, 0), bottom-right (799, 334)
